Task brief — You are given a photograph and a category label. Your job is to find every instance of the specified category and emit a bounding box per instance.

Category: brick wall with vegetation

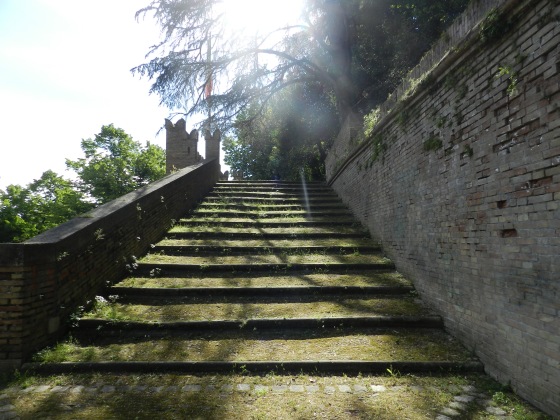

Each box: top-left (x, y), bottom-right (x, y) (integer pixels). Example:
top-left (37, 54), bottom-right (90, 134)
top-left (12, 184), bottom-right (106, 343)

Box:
top-left (326, 0), bottom-right (559, 416)
top-left (0, 159), bottom-right (220, 372)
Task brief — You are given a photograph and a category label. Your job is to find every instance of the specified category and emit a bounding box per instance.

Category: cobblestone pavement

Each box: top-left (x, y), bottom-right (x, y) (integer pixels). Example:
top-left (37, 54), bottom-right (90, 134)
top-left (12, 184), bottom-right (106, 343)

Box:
top-left (0, 382), bottom-right (512, 419)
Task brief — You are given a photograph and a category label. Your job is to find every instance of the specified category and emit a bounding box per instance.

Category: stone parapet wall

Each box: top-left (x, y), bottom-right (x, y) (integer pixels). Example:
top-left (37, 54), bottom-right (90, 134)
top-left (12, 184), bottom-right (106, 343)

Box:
top-left (326, 0), bottom-right (559, 416)
top-left (0, 159), bottom-right (221, 371)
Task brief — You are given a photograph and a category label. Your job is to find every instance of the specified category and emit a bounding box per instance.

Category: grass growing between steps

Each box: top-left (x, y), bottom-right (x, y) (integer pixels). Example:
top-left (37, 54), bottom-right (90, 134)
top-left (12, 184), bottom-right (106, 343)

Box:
top-left (198, 203), bottom-right (348, 211)
top-left (191, 210), bottom-right (350, 217)
top-left (118, 272), bottom-right (411, 289)
top-left (33, 329), bottom-right (474, 363)
top-left (139, 254), bottom-right (392, 266)
top-left (156, 238), bottom-right (379, 248)
top-left (179, 217), bottom-right (356, 224)
top-left (81, 296), bottom-right (431, 322)
top-left (168, 226), bottom-right (368, 235)
top-left (4, 373), bottom-right (551, 419)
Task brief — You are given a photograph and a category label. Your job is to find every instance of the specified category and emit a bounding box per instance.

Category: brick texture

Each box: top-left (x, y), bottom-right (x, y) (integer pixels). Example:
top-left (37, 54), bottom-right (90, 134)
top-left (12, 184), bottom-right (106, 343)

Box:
top-left (0, 159), bottom-right (221, 372)
top-left (326, 0), bottom-right (560, 416)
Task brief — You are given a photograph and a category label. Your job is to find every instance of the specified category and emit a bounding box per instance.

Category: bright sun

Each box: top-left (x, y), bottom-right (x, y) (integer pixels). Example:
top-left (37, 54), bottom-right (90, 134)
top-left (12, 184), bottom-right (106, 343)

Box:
top-left (220, 0), bottom-right (305, 36)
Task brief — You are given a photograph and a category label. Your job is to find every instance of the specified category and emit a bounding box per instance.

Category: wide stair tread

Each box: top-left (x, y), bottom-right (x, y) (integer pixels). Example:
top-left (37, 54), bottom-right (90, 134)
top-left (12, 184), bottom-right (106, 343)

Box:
top-left (27, 180), bottom-right (482, 376)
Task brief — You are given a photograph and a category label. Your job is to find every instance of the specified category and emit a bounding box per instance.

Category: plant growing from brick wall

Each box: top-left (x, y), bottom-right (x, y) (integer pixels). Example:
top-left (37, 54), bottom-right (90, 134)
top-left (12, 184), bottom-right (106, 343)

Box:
top-left (423, 135), bottom-right (443, 152)
top-left (495, 65), bottom-right (520, 97)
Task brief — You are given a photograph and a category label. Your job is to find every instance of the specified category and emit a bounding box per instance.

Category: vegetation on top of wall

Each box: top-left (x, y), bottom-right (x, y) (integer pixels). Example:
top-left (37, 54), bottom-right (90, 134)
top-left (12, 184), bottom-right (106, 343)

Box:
top-left (336, 0), bottom-right (521, 179)
top-left (363, 108), bottom-right (381, 139)
top-left (479, 8), bottom-right (510, 43)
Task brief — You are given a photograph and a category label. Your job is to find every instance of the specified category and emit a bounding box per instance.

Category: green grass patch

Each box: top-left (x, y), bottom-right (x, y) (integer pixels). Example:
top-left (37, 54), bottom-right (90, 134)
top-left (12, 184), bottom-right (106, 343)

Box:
top-left (33, 329), bottom-right (473, 363)
top-left (179, 217), bottom-right (356, 224)
top-left (156, 238), bottom-right (379, 248)
top-left (118, 272), bottom-right (411, 289)
top-left (169, 226), bottom-right (367, 235)
top-left (138, 254), bottom-right (390, 266)
top-left (81, 296), bottom-right (430, 322)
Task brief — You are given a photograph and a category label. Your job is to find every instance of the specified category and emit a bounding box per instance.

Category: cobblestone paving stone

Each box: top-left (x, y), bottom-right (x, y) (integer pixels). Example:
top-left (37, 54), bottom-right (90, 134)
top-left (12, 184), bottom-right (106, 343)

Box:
top-left (434, 385), bottom-right (512, 419)
top-left (0, 382), bottom-right (516, 419)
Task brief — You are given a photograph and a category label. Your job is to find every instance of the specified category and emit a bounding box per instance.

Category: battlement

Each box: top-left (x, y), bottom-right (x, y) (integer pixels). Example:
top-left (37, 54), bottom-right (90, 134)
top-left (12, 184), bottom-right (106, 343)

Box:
top-left (165, 119), bottom-right (223, 173)
top-left (165, 118), bottom-right (203, 173)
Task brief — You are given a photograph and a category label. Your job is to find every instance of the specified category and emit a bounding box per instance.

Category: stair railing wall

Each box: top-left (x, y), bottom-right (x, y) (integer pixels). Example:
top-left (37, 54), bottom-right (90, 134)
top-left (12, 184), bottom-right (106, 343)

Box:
top-left (0, 159), bottom-right (221, 372)
top-left (326, 0), bottom-right (560, 416)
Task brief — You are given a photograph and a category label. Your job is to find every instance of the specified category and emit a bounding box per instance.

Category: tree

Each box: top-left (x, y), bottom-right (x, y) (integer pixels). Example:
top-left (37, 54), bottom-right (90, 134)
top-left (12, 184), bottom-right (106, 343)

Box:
top-left (66, 124), bottom-right (166, 204)
top-left (351, 0), bottom-right (470, 108)
top-left (223, 81), bottom-right (338, 181)
top-left (0, 125), bottom-right (166, 243)
top-left (134, 0), bottom-right (469, 180)
top-left (133, 0), bottom-right (469, 130)
top-left (133, 0), bottom-right (357, 128)
top-left (0, 171), bottom-right (93, 243)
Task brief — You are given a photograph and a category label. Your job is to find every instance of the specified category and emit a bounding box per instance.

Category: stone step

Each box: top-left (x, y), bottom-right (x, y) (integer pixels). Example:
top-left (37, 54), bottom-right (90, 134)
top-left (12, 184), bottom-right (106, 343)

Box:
top-left (209, 191), bottom-right (339, 199)
top-left (181, 216), bottom-right (354, 223)
top-left (168, 225), bottom-right (368, 236)
top-left (29, 179), bottom-right (484, 395)
top-left (216, 181), bottom-right (325, 186)
top-left (118, 272), bottom-right (410, 289)
top-left (38, 328), bottom-right (472, 363)
top-left (165, 231), bottom-right (370, 240)
top-left (190, 210), bottom-right (353, 218)
top-left (197, 202), bottom-right (348, 211)
top-left (110, 285), bottom-right (413, 299)
top-left (177, 217), bottom-right (360, 228)
top-left (139, 253), bottom-right (390, 265)
top-left (75, 316), bottom-right (444, 334)
top-left (135, 262), bottom-right (394, 276)
top-left (203, 196), bottom-right (343, 204)
top-left (213, 185), bottom-right (333, 193)
top-left (156, 238), bottom-right (380, 248)
top-left (22, 360), bottom-right (484, 375)
top-left (149, 244), bottom-right (381, 256)
top-left (176, 219), bottom-right (358, 228)
top-left (79, 295), bottom-right (429, 323)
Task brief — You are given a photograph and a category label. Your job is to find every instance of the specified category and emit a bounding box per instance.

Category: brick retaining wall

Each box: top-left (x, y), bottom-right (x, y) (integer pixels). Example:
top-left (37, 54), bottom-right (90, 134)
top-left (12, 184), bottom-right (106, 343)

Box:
top-left (326, 0), bottom-right (559, 415)
top-left (0, 159), bottom-right (220, 371)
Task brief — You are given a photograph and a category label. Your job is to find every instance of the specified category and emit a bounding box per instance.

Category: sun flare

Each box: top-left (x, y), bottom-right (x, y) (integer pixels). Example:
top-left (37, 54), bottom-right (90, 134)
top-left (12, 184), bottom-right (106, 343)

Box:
top-left (219, 0), bottom-right (304, 36)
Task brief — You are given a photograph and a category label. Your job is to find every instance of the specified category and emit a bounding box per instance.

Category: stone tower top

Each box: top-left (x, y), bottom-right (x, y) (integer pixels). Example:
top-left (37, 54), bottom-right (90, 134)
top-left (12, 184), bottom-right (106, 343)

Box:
top-left (165, 118), bottom-right (201, 173)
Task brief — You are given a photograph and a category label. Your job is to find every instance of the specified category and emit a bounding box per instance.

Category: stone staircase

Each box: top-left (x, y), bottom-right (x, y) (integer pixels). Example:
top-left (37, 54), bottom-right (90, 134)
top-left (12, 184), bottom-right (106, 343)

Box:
top-left (27, 180), bottom-right (482, 375)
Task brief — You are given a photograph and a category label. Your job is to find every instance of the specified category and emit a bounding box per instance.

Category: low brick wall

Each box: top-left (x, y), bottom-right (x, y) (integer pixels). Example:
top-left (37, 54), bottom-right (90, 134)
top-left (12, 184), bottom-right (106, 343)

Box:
top-left (326, 0), bottom-right (559, 416)
top-left (0, 159), bottom-right (220, 371)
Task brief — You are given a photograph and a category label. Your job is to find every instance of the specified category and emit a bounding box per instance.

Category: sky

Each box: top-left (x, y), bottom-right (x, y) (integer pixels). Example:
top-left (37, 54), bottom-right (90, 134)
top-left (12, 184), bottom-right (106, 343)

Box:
top-left (0, 0), bottom-right (305, 190)
top-left (0, 0), bottom-right (170, 189)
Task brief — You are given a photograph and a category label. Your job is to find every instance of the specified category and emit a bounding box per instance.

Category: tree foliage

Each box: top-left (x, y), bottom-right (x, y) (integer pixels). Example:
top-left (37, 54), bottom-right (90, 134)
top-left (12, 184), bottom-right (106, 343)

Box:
top-left (134, 0), bottom-right (469, 180)
top-left (134, 0), bottom-right (469, 128)
top-left (352, 0), bottom-right (470, 108)
top-left (223, 82), bottom-right (338, 181)
top-left (0, 171), bottom-right (93, 243)
top-left (133, 0), bottom-right (357, 128)
top-left (66, 124), bottom-right (166, 204)
top-left (0, 125), bottom-right (166, 243)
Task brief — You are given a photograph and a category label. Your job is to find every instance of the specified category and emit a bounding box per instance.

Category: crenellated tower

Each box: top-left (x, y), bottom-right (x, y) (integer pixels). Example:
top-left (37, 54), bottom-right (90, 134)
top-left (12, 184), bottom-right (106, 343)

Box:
top-left (205, 129), bottom-right (221, 161)
top-left (164, 118), bottom-right (202, 173)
